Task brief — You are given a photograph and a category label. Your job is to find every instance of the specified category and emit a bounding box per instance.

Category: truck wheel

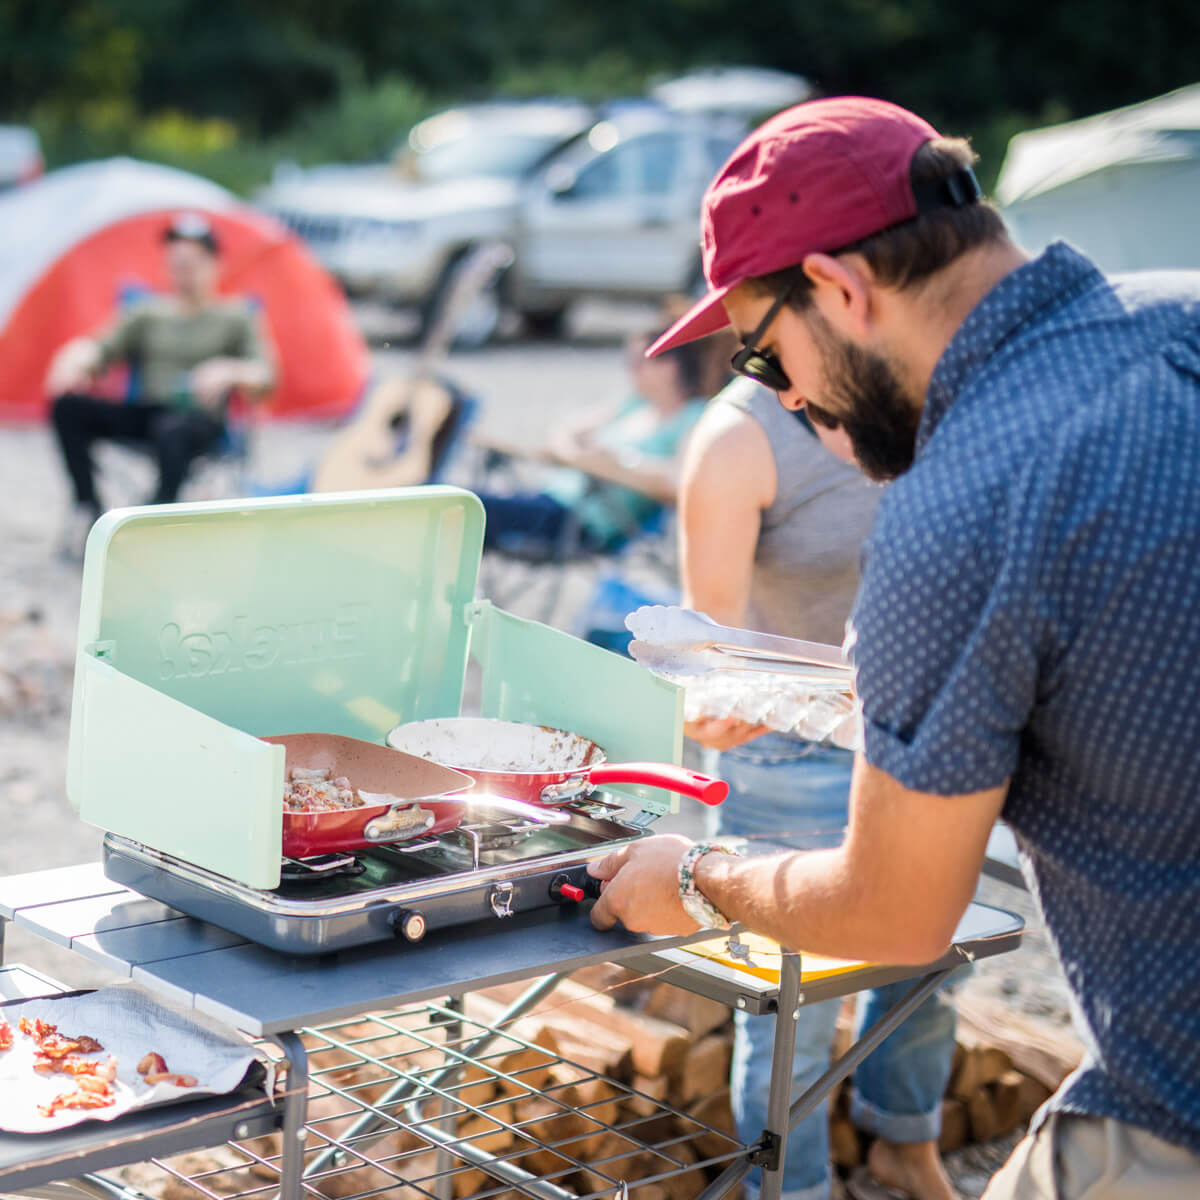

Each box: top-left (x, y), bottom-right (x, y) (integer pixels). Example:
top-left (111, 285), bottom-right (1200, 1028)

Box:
top-left (520, 306), bottom-right (569, 339)
top-left (421, 248), bottom-right (507, 350)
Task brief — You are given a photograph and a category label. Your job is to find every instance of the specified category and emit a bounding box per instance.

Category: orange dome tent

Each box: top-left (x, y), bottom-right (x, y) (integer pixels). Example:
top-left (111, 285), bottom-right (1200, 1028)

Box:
top-left (0, 158), bottom-right (368, 423)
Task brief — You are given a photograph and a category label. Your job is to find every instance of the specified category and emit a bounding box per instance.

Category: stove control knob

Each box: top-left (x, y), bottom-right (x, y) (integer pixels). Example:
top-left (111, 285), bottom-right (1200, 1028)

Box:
top-left (391, 909), bottom-right (427, 943)
top-left (550, 874), bottom-right (587, 903)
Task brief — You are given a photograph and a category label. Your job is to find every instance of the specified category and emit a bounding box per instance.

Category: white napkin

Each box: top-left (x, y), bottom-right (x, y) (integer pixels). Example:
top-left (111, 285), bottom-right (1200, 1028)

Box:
top-left (0, 982), bottom-right (270, 1133)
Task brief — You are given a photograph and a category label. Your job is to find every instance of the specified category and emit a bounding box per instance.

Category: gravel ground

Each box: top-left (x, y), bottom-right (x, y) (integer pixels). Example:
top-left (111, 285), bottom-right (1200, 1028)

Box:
top-left (0, 301), bottom-right (1072, 1191)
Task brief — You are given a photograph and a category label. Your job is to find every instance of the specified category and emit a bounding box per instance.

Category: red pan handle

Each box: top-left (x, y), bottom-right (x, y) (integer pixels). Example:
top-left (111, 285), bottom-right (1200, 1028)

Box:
top-left (585, 763), bottom-right (727, 806)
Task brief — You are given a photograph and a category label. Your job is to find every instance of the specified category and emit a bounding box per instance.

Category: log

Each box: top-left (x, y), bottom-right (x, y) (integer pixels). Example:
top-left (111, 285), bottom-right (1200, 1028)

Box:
top-left (673, 1032), bottom-right (733, 1107)
top-left (937, 1097), bottom-right (970, 1153)
top-left (949, 1041), bottom-right (1012, 1101)
top-left (657, 1139), bottom-right (710, 1200)
top-left (630, 1071), bottom-right (671, 1116)
top-left (570, 963), bottom-right (645, 998)
top-left (968, 1069), bottom-right (1028, 1143)
top-left (452, 1166), bottom-right (490, 1198)
top-left (465, 992), bottom-right (633, 1081)
top-left (644, 983), bottom-right (733, 1040)
top-left (512, 1094), bottom-right (587, 1177)
top-left (1014, 1070), bottom-right (1054, 1122)
top-left (446, 1062), bottom-right (500, 1111)
top-left (492, 1027), bottom-right (561, 1099)
top-left (549, 1024), bottom-right (634, 1080)
top-left (456, 1107), bottom-right (516, 1156)
top-left (680, 1088), bottom-right (739, 1159)
top-left (829, 1111), bottom-right (863, 1168)
top-left (547, 1063), bottom-right (625, 1127)
top-left (580, 1132), bottom-right (665, 1192)
top-left (479, 977), bottom-right (689, 1077)
top-left (954, 994), bottom-right (1083, 1092)
top-left (830, 997), bottom-right (856, 1063)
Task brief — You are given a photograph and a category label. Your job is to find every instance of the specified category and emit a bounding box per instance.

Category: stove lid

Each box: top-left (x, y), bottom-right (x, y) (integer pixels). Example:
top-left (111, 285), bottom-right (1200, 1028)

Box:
top-left (67, 489), bottom-right (484, 887)
top-left (73, 488), bottom-right (484, 744)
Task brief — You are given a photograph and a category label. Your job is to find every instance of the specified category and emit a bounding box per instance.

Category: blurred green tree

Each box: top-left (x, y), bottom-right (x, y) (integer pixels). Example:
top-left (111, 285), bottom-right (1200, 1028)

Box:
top-left (1, 0), bottom-right (1195, 192)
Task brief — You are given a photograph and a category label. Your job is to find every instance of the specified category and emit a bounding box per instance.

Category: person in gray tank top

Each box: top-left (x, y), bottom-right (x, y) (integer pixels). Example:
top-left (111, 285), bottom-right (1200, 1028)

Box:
top-left (679, 377), bottom-right (960, 1200)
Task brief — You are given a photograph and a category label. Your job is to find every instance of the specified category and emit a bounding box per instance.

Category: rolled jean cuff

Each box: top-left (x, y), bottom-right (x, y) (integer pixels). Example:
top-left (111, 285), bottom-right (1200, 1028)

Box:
top-left (850, 1091), bottom-right (941, 1144)
top-left (743, 1175), bottom-right (832, 1200)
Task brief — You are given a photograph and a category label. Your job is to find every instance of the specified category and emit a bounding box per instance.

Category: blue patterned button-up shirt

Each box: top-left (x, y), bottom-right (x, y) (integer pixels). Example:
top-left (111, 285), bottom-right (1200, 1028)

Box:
top-left (850, 242), bottom-right (1200, 1152)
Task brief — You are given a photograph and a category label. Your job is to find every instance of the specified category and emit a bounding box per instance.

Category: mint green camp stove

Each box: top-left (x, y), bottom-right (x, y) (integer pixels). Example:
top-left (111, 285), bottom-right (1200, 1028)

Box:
top-left (69, 488), bottom-right (687, 954)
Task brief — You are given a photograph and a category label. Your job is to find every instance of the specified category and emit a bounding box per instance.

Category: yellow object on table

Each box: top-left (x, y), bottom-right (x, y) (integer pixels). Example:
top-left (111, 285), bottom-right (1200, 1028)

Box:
top-left (689, 932), bottom-right (876, 984)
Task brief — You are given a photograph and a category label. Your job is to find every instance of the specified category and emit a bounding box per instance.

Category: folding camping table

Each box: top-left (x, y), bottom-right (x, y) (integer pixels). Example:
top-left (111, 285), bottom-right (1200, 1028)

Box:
top-left (0, 862), bottom-right (1022, 1200)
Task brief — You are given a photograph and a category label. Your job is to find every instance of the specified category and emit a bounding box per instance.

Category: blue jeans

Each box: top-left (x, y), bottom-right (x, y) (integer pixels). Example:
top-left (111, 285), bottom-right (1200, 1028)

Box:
top-left (712, 734), bottom-right (959, 1200)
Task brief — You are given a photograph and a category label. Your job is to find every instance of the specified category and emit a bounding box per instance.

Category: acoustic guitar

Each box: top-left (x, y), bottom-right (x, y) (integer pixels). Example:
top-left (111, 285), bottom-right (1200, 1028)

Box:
top-left (312, 242), bottom-right (512, 493)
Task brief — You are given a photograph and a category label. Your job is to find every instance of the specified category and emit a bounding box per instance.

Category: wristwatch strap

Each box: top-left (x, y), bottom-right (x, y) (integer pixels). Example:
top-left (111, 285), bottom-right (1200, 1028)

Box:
top-left (677, 841), bottom-right (740, 930)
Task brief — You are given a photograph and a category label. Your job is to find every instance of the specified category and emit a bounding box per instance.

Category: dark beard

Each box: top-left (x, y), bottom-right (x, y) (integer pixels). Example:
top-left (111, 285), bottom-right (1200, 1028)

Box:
top-left (805, 316), bottom-right (921, 483)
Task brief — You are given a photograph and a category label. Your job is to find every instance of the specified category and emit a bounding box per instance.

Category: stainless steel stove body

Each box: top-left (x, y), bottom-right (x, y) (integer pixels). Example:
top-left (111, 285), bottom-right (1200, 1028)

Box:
top-left (102, 795), bottom-right (656, 954)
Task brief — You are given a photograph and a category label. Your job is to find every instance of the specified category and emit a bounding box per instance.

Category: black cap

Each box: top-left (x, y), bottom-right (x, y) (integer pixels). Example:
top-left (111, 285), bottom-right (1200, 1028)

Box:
top-left (162, 211), bottom-right (219, 255)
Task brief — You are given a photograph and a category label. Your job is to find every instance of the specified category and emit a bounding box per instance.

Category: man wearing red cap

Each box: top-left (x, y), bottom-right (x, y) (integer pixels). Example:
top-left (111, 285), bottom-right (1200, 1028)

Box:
top-left (589, 97), bottom-right (1200, 1197)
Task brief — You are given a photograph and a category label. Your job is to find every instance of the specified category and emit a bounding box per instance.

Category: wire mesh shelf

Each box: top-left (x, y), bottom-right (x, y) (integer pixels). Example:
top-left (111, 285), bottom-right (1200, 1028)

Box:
top-left (128, 997), bottom-right (749, 1200)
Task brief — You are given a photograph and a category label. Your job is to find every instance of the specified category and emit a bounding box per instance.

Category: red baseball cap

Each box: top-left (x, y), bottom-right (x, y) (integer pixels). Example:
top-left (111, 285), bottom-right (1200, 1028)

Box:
top-left (648, 97), bottom-right (944, 356)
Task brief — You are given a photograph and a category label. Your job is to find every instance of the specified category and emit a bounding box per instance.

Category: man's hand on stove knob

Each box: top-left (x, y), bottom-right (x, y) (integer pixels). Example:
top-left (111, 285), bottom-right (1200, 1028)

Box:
top-left (587, 835), bottom-right (699, 935)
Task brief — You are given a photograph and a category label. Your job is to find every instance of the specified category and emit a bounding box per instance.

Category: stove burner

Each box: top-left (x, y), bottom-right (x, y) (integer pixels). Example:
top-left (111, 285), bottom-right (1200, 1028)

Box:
top-left (280, 853), bottom-right (368, 882)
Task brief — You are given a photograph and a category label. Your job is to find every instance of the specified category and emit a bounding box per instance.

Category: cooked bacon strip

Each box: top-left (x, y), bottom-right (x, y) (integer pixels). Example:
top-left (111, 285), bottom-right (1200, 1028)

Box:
top-left (137, 1050), bottom-right (197, 1087)
top-left (33, 1033), bottom-right (89, 1059)
top-left (18, 1017), bottom-right (104, 1057)
top-left (144, 1070), bottom-right (198, 1087)
top-left (137, 1051), bottom-right (168, 1076)
top-left (34, 1053), bottom-right (117, 1082)
top-left (38, 1083), bottom-right (116, 1118)
top-left (20, 1016), bottom-right (57, 1040)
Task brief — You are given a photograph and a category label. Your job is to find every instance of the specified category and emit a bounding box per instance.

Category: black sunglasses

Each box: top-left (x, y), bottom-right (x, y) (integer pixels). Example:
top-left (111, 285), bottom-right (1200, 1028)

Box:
top-left (730, 286), bottom-right (794, 392)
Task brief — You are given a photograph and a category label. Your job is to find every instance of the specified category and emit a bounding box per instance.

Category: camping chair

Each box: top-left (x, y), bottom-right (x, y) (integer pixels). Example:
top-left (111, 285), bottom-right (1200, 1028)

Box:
top-left (472, 441), bottom-right (678, 630)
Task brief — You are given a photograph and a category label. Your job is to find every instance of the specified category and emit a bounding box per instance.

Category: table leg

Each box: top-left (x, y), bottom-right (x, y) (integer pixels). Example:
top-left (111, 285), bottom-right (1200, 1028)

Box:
top-left (754, 950), bottom-right (804, 1200)
top-left (267, 1031), bottom-right (309, 1200)
top-left (754, 961), bottom-right (954, 1200)
top-left (432, 996), bottom-right (462, 1200)
top-left (786, 968), bottom-right (952, 1134)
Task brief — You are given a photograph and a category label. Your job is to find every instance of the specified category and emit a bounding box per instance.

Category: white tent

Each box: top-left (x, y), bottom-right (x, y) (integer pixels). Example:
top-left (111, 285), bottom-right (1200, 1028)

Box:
top-left (996, 84), bottom-right (1200, 273)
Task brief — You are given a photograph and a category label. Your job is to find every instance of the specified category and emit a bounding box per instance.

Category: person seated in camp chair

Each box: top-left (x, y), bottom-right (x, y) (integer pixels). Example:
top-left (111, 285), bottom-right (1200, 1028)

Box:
top-left (45, 212), bottom-right (276, 554)
top-left (472, 328), bottom-right (710, 555)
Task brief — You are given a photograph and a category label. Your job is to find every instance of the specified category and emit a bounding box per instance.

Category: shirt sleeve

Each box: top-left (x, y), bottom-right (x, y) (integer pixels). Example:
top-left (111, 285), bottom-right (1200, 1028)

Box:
top-left (849, 477), bottom-right (1039, 795)
top-left (230, 305), bottom-right (277, 385)
top-left (94, 308), bottom-right (145, 372)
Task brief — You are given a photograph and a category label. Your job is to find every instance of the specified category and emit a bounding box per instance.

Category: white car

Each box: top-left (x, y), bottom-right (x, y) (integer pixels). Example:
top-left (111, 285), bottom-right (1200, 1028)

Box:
top-left (0, 125), bottom-right (43, 191)
top-left (257, 101), bottom-right (741, 344)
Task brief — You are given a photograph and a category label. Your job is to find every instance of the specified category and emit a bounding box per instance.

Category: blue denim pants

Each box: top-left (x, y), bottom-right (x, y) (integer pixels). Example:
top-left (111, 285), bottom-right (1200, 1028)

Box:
top-left (711, 734), bottom-right (959, 1200)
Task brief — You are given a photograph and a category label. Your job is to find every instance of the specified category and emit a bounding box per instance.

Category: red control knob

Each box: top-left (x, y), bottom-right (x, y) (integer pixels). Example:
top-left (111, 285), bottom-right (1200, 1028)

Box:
top-left (551, 874), bottom-right (588, 903)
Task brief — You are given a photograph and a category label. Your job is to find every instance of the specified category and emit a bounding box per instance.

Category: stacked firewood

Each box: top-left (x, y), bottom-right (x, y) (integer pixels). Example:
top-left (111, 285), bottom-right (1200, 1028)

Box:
top-left (828, 992), bottom-right (1083, 1169)
top-left (458, 965), bottom-right (738, 1196)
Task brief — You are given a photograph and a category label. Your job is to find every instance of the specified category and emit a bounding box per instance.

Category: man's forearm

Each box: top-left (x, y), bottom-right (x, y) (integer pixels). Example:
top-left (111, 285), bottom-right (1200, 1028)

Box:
top-left (695, 846), bottom-right (952, 965)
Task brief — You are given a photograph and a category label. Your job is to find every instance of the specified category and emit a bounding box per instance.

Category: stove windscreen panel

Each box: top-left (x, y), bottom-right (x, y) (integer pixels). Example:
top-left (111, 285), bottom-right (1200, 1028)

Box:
top-left (468, 600), bottom-right (683, 816)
